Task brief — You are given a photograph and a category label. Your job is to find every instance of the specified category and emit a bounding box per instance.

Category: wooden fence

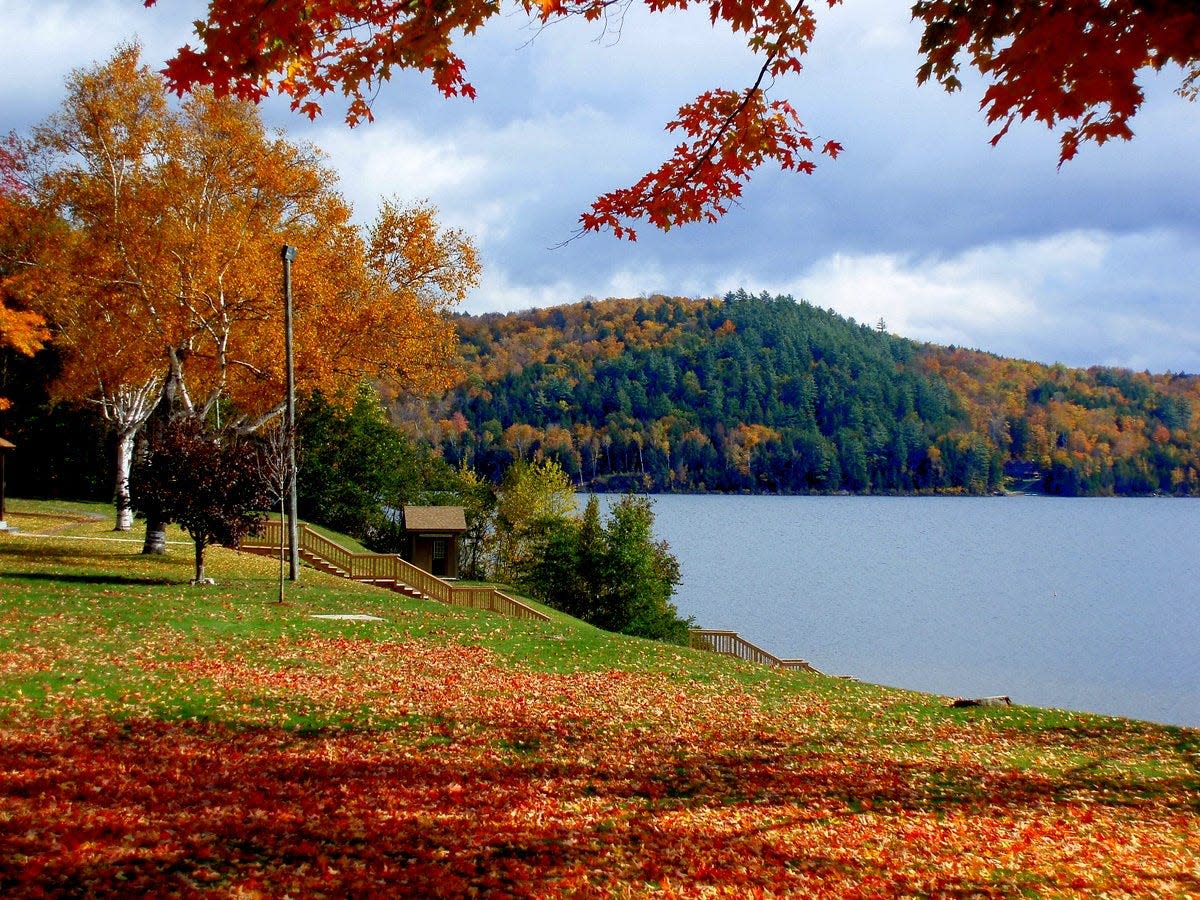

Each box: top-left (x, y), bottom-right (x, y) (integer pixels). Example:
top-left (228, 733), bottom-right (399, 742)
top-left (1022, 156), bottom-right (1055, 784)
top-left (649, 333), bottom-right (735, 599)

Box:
top-left (244, 521), bottom-right (550, 623)
top-left (243, 524), bottom-right (821, 669)
top-left (689, 628), bottom-right (820, 673)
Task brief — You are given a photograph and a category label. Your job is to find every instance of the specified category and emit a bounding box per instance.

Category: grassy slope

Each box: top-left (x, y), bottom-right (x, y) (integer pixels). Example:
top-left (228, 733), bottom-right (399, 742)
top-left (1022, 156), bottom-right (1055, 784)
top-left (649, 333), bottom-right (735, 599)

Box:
top-left (0, 499), bottom-right (1196, 896)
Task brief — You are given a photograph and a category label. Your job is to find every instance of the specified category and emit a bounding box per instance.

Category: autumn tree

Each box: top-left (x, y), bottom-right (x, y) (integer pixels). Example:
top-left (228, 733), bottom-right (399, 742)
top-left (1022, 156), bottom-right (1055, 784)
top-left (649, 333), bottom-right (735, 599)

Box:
top-left (492, 457), bottom-right (578, 582)
top-left (13, 45), bottom-right (477, 531)
top-left (0, 299), bottom-right (49, 413)
top-left (132, 417), bottom-right (271, 585)
top-left (0, 140), bottom-right (50, 411)
top-left (143, 0), bottom-right (1199, 238)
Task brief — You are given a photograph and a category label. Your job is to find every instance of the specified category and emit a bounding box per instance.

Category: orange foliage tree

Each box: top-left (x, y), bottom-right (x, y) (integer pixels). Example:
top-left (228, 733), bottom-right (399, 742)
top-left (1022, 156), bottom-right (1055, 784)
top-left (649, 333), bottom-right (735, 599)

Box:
top-left (0, 141), bottom-right (50, 412)
top-left (14, 45), bottom-right (479, 529)
top-left (141, 0), bottom-right (1199, 238)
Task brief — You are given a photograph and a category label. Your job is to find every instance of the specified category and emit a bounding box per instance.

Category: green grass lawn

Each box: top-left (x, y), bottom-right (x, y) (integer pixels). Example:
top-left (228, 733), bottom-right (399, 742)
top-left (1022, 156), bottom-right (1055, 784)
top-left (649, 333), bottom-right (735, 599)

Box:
top-left (1, 498), bottom-right (1197, 896)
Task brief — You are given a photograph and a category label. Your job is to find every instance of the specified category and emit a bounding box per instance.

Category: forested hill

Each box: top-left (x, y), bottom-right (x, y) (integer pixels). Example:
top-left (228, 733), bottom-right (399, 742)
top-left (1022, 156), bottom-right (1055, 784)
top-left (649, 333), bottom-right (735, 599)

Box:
top-left (392, 291), bottom-right (1200, 496)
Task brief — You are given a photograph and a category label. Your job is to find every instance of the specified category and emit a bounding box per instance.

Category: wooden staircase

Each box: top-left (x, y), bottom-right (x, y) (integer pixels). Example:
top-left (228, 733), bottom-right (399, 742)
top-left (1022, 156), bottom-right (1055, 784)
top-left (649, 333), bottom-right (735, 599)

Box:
top-left (299, 549), bottom-right (348, 579)
top-left (242, 521), bottom-right (549, 622)
top-left (689, 628), bottom-right (821, 674)
top-left (243, 524), bottom-right (819, 674)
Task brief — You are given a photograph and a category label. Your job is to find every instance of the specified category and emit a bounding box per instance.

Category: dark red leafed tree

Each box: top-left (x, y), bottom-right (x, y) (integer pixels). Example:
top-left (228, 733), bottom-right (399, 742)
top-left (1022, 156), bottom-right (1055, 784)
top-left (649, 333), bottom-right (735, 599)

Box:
top-left (132, 418), bottom-right (272, 585)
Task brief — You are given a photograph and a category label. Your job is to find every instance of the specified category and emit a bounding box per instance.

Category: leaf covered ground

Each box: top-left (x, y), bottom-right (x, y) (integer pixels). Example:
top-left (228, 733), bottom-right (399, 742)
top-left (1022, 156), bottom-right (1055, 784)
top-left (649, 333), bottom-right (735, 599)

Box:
top-left (0, 503), bottom-right (1197, 896)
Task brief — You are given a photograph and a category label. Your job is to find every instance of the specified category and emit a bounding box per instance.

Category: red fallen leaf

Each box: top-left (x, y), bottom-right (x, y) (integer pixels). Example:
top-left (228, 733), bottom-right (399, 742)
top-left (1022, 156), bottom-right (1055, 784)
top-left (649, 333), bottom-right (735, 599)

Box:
top-left (1, 633), bottom-right (1194, 895)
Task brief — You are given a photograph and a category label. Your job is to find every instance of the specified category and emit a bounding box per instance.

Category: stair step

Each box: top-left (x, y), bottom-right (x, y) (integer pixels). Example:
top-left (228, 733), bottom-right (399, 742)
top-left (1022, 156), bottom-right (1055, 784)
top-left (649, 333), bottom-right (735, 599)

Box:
top-left (239, 527), bottom-right (547, 623)
top-left (353, 577), bottom-right (424, 598)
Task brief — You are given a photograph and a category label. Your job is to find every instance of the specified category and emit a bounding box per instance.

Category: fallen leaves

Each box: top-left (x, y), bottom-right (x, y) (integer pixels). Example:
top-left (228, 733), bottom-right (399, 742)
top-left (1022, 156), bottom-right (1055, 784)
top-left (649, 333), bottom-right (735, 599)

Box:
top-left (0, 532), bottom-right (1196, 896)
top-left (0, 629), bottom-right (1196, 896)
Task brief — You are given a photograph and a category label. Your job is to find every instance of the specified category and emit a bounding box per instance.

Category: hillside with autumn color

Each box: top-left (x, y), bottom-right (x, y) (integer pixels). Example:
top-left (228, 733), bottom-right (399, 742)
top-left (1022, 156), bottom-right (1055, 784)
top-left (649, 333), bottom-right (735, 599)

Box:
top-left (393, 291), bottom-right (1200, 497)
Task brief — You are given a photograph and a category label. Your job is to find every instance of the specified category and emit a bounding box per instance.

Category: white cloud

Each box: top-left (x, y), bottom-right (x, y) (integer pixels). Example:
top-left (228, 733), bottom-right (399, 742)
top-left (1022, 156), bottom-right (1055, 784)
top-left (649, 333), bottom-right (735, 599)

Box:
top-left (303, 101), bottom-right (655, 241)
top-left (306, 121), bottom-right (491, 222)
top-left (789, 252), bottom-right (1037, 342)
top-left (0, 0), bottom-right (202, 128)
top-left (772, 230), bottom-right (1200, 371)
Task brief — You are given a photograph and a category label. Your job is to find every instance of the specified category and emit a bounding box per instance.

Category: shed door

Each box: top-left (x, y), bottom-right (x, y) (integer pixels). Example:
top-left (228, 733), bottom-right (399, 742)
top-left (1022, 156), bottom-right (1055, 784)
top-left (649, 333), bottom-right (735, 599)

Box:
top-left (431, 538), bottom-right (448, 577)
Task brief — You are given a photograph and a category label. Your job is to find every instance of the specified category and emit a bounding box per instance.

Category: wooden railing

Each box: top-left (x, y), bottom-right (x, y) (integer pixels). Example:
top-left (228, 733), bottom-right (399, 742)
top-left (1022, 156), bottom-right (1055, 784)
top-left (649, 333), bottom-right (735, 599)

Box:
top-left (689, 628), bottom-right (820, 673)
top-left (244, 521), bottom-right (550, 623)
top-left (244, 525), bottom-right (815, 659)
top-left (302, 527), bottom-right (356, 574)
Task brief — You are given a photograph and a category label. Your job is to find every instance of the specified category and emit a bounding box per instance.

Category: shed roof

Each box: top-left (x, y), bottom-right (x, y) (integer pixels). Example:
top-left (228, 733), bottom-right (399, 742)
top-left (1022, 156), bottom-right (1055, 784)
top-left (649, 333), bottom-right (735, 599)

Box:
top-left (403, 505), bottom-right (467, 532)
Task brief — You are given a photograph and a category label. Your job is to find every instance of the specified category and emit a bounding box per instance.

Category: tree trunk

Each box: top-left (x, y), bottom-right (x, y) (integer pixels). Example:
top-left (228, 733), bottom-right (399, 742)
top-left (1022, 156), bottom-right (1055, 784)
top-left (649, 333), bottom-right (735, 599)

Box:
top-left (193, 538), bottom-right (207, 584)
top-left (278, 495), bottom-right (285, 603)
top-left (114, 428), bottom-right (136, 531)
top-left (142, 516), bottom-right (168, 554)
top-left (141, 360), bottom-right (180, 555)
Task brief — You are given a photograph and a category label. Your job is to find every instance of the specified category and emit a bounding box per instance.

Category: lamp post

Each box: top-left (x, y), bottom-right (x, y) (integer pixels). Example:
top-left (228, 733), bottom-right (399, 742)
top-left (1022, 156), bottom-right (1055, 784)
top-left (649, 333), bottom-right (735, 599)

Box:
top-left (282, 245), bottom-right (300, 581)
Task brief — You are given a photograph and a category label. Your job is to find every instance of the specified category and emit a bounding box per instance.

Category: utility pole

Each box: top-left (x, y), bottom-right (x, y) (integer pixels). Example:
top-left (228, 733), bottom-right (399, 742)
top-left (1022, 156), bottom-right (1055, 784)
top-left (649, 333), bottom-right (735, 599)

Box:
top-left (282, 245), bottom-right (300, 581)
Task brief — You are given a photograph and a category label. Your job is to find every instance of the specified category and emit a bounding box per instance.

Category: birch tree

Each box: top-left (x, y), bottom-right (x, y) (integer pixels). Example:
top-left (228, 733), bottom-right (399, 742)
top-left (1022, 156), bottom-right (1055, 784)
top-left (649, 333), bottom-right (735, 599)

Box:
top-left (14, 44), bottom-right (478, 534)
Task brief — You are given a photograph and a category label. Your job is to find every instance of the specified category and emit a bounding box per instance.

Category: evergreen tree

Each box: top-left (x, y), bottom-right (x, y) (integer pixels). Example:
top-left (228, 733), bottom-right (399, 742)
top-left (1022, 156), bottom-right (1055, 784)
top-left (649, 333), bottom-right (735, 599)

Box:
top-left (518, 494), bottom-right (690, 645)
top-left (297, 385), bottom-right (459, 548)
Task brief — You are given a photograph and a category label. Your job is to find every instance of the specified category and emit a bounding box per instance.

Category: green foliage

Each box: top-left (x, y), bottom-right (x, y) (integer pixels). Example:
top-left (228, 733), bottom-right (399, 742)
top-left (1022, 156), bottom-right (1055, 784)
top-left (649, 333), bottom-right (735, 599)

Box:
top-left (492, 457), bottom-right (578, 582)
top-left (296, 385), bottom-right (460, 549)
top-left (519, 516), bottom-right (584, 616)
top-left (423, 291), bottom-right (989, 494)
top-left (453, 462), bottom-right (497, 580)
top-left (420, 291), bottom-right (1200, 497)
top-left (520, 494), bottom-right (690, 645)
top-left (594, 495), bottom-right (688, 643)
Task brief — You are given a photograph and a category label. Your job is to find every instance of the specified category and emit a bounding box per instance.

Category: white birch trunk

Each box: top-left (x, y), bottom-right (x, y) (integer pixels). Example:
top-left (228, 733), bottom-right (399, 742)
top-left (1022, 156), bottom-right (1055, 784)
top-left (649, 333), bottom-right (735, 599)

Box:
top-left (96, 375), bottom-right (162, 532)
top-left (113, 428), bottom-right (136, 530)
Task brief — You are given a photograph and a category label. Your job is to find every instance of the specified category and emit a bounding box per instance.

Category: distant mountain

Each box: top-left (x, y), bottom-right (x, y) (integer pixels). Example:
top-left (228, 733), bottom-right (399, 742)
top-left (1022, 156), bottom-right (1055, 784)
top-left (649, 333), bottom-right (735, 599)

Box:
top-left (391, 291), bottom-right (1200, 496)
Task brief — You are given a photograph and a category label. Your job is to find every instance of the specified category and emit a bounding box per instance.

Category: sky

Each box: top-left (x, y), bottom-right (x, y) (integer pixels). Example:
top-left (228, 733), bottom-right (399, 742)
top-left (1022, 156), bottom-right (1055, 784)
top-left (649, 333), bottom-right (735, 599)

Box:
top-left (2, 0), bottom-right (1199, 372)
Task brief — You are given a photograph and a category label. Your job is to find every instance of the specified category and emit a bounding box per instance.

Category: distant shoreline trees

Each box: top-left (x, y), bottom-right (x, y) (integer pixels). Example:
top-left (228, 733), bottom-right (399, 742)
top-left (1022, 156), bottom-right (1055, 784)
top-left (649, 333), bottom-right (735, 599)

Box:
top-left (401, 292), bottom-right (1199, 498)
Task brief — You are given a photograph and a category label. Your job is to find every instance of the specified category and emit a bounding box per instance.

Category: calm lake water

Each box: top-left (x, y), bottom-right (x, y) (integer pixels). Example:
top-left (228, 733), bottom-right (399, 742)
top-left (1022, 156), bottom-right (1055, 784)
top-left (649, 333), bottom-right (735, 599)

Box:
top-left (601, 494), bottom-right (1200, 728)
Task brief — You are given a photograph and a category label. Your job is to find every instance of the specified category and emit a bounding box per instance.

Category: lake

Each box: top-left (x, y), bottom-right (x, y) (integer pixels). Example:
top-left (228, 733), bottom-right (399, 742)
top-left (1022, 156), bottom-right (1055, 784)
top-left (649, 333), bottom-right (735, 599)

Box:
top-left (600, 494), bottom-right (1200, 728)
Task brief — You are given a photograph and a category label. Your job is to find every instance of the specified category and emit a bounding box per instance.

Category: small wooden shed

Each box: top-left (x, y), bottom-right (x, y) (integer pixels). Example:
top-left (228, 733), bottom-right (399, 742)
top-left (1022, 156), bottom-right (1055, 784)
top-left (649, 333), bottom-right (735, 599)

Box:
top-left (402, 505), bottom-right (467, 578)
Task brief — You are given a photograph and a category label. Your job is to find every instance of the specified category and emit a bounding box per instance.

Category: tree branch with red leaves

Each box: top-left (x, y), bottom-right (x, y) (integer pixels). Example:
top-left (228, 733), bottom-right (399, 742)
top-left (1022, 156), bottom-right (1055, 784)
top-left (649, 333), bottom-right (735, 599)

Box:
top-left (143, 0), bottom-right (1199, 238)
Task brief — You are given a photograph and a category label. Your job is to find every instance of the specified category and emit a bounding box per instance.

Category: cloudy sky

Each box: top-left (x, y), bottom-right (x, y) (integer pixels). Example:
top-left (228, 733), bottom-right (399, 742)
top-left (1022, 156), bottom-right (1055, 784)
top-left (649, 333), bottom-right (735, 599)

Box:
top-left (3, 0), bottom-right (1198, 371)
